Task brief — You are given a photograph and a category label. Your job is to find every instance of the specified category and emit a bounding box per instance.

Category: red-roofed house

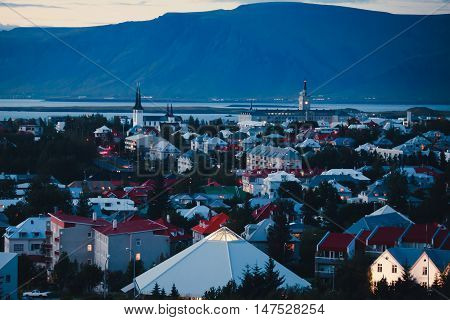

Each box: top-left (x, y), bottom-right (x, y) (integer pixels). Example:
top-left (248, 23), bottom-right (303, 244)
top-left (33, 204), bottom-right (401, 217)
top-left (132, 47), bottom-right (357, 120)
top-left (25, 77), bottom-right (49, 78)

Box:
top-left (400, 223), bottom-right (446, 249)
top-left (48, 211), bottom-right (110, 269)
top-left (366, 226), bottom-right (406, 254)
top-left (93, 217), bottom-right (170, 272)
top-left (252, 203), bottom-right (277, 222)
top-left (154, 217), bottom-right (192, 254)
top-left (191, 213), bottom-right (229, 243)
top-left (315, 232), bottom-right (357, 281)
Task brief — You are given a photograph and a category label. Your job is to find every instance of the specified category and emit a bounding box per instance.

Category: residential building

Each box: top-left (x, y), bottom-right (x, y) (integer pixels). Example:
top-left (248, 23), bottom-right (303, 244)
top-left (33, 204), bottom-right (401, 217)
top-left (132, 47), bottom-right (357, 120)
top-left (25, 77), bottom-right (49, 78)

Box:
top-left (4, 216), bottom-right (50, 262)
top-left (0, 252), bottom-right (18, 300)
top-left (177, 150), bottom-right (211, 173)
top-left (241, 170), bottom-right (269, 196)
top-left (191, 213), bottom-right (229, 243)
top-left (154, 217), bottom-right (192, 255)
top-left (93, 125), bottom-right (112, 138)
top-left (246, 145), bottom-right (302, 171)
top-left (93, 217), bottom-right (170, 272)
top-left (365, 226), bottom-right (406, 255)
top-left (48, 212), bottom-right (110, 269)
top-left (261, 171), bottom-right (299, 199)
top-left (88, 197), bottom-right (137, 214)
top-left (320, 169), bottom-right (370, 182)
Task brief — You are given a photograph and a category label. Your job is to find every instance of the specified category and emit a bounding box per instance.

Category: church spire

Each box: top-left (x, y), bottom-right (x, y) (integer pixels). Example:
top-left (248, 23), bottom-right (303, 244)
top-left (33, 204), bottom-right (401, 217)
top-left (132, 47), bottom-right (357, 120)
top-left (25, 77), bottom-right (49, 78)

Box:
top-left (133, 83), bottom-right (143, 110)
top-left (303, 80), bottom-right (307, 94)
top-left (170, 103), bottom-right (174, 117)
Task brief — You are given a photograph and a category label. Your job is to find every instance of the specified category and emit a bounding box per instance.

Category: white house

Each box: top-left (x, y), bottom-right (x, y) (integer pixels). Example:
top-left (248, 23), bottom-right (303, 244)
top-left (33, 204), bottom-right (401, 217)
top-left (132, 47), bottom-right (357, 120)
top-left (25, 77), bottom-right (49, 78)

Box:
top-left (88, 197), bottom-right (137, 213)
top-left (261, 171), bottom-right (300, 199)
top-left (93, 125), bottom-right (112, 138)
top-left (321, 169), bottom-right (370, 182)
top-left (3, 215), bottom-right (50, 257)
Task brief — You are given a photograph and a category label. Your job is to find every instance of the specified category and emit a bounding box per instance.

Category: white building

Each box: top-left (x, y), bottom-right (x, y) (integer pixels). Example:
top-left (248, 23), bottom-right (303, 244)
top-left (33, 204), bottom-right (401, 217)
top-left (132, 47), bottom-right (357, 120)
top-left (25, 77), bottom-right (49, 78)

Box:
top-left (321, 169), bottom-right (370, 182)
top-left (3, 216), bottom-right (50, 258)
top-left (88, 197), bottom-right (137, 213)
top-left (93, 125), bottom-right (112, 138)
top-left (247, 145), bottom-right (302, 171)
top-left (261, 171), bottom-right (300, 199)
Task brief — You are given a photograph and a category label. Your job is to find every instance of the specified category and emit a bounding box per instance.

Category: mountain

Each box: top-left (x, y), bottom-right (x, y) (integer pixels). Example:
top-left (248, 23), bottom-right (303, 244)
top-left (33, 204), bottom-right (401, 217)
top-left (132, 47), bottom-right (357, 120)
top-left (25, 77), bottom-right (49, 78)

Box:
top-left (0, 2), bottom-right (449, 103)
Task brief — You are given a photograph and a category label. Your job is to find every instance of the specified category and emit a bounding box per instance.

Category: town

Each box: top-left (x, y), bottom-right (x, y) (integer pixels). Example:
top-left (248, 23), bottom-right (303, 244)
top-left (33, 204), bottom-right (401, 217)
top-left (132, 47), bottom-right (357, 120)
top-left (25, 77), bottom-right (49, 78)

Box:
top-left (0, 83), bottom-right (449, 300)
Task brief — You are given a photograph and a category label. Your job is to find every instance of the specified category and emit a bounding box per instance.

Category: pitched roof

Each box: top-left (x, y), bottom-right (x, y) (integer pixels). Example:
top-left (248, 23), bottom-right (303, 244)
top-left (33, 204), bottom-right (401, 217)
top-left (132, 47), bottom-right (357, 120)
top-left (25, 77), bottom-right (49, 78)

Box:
top-left (367, 226), bottom-right (405, 247)
top-left (94, 218), bottom-right (166, 236)
top-left (49, 212), bottom-right (109, 227)
top-left (425, 249), bottom-right (450, 272)
top-left (123, 227), bottom-right (310, 297)
top-left (386, 247), bottom-right (423, 267)
top-left (0, 252), bottom-right (17, 269)
top-left (252, 203), bottom-right (277, 221)
top-left (401, 223), bottom-right (441, 245)
top-left (191, 213), bottom-right (229, 235)
top-left (318, 232), bottom-right (355, 251)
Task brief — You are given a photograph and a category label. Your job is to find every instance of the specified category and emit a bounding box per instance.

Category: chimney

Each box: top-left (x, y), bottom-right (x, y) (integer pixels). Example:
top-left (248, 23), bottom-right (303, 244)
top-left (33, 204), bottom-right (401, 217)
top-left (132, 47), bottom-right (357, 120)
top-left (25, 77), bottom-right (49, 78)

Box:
top-left (112, 219), bottom-right (117, 230)
top-left (92, 211), bottom-right (97, 221)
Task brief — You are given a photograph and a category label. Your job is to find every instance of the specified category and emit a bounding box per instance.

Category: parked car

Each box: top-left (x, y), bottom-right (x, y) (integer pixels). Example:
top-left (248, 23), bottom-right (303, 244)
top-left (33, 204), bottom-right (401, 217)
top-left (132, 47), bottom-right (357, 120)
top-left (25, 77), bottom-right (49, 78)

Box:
top-left (22, 290), bottom-right (51, 298)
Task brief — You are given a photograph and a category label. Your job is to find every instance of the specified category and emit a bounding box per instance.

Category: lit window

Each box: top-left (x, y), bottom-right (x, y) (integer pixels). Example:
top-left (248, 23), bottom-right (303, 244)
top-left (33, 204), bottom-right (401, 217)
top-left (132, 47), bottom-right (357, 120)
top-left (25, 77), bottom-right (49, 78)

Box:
top-left (135, 253), bottom-right (141, 261)
top-left (392, 265), bottom-right (397, 273)
top-left (87, 244), bottom-right (92, 252)
top-left (377, 264), bottom-right (382, 272)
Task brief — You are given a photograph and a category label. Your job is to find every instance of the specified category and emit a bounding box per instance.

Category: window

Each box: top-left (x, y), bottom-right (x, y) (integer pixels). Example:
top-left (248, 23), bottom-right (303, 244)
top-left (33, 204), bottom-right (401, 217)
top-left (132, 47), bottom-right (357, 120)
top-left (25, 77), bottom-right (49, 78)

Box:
top-left (422, 267), bottom-right (428, 276)
top-left (87, 232), bottom-right (92, 238)
top-left (87, 259), bottom-right (92, 265)
top-left (31, 243), bottom-right (41, 251)
top-left (136, 239), bottom-right (142, 246)
top-left (329, 251), bottom-right (335, 258)
top-left (135, 253), bottom-right (141, 261)
top-left (87, 244), bottom-right (92, 252)
top-left (338, 252), bottom-right (344, 259)
top-left (13, 244), bottom-right (24, 252)
top-left (377, 264), bottom-right (383, 272)
top-left (421, 282), bottom-right (428, 287)
top-left (392, 265), bottom-right (397, 273)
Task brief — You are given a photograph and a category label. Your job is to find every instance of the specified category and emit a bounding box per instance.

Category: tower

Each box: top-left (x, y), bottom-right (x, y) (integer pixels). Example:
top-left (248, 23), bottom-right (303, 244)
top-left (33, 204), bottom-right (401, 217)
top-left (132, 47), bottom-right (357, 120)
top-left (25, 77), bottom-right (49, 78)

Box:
top-left (298, 80), bottom-right (310, 111)
top-left (132, 83), bottom-right (144, 127)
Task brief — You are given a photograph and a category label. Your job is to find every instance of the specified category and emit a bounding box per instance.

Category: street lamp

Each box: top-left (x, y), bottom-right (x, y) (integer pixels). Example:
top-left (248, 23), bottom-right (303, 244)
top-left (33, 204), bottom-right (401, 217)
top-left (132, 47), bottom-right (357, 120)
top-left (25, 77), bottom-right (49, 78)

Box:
top-left (103, 254), bottom-right (110, 299)
top-left (126, 247), bottom-right (136, 299)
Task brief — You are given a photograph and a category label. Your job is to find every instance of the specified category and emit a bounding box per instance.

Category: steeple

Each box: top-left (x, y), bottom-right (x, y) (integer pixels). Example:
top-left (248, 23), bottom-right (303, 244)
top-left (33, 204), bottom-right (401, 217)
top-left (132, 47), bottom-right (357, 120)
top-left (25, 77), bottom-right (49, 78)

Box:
top-left (303, 80), bottom-right (307, 94)
top-left (298, 79), bottom-right (310, 112)
top-left (170, 103), bottom-right (174, 117)
top-left (133, 83), bottom-right (143, 111)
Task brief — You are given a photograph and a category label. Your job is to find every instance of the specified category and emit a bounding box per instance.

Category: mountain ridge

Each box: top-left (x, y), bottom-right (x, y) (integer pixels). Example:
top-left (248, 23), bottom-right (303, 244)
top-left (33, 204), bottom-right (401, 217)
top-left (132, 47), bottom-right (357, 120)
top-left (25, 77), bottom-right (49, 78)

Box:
top-left (0, 2), bottom-right (449, 103)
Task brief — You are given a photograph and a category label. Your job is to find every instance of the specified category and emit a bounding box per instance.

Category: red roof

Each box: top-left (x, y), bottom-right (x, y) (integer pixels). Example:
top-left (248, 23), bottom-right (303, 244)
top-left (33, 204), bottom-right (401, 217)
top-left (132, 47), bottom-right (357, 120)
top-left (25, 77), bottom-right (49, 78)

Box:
top-left (191, 213), bottom-right (229, 235)
top-left (433, 229), bottom-right (449, 249)
top-left (252, 203), bottom-right (277, 221)
top-left (402, 223), bottom-right (440, 244)
top-left (367, 227), bottom-right (405, 247)
top-left (49, 211), bottom-right (109, 226)
top-left (94, 218), bottom-right (166, 236)
top-left (318, 233), bottom-right (355, 252)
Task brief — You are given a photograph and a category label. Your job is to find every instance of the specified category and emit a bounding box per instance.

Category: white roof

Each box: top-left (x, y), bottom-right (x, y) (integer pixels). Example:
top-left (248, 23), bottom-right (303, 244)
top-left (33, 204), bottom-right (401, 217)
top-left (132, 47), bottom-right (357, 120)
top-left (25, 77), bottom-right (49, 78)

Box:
top-left (124, 227), bottom-right (310, 297)
top-left (321, 169), bottom-right (370, 181)
top-left (89, 197), bottom-right (137, 212)
top-left (297, 138), bottom-right (320, 149)
top-left (5, 216), bottom-right (50, 239)
top-left (264, 171), bottom-right (299, 183)
top-left (177, 205), bottom-right (216, 220)
top-left (355, 143), bottom-right (376, 152)
top-left (94, 125), bottom-right (112, 134)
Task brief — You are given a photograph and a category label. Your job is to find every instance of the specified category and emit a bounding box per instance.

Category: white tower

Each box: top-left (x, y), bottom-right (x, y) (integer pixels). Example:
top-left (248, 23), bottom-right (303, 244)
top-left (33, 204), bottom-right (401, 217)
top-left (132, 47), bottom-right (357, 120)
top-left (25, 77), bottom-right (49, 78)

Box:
top-left (298, 80), bottom-right (310, 111)
top-left (132, 84), bottom-right (144, 127)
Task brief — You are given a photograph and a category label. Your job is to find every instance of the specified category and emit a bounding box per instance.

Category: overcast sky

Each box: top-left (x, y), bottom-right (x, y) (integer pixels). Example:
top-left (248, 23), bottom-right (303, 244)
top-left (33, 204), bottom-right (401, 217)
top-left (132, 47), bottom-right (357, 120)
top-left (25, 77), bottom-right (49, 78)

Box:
top-left (1, 0), bottom-right (449, 27)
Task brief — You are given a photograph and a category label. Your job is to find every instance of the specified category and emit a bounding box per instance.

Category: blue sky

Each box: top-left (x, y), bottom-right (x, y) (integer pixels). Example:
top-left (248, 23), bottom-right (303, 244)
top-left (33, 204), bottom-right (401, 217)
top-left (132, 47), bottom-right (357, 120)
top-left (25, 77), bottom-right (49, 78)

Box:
top-left (1, 0), bottom-right (449, 27)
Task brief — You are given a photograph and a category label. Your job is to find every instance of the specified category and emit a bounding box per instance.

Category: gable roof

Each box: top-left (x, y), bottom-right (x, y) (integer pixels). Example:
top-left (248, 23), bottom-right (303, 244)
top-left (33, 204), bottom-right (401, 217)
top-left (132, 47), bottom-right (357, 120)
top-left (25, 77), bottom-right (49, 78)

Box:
top-left (123, 227), bottom-right (310, 297)
top-left (252, 203), bottom-right (277, 221)
top-left (401, 223), bottom-right (441, 245)
top-left (191, 213), bottom-right (229, 235)
top-left (367, 226), bottom-right (406, 247)
top-left (318, 232), bottom-right (355, 252)
top-left (424, 249), bottom-right (450, 272)
top-left (385, 247), bottom-right (423, 268)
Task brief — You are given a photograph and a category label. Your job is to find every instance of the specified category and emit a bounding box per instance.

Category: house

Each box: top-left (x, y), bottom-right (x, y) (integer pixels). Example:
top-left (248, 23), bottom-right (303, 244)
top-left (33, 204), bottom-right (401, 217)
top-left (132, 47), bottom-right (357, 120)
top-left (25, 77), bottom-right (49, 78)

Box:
top-left (330, 137), bottom-right (356, 148)
top-left (370, 247), bottom-right (450, 288)
top-left (345, 205), bottom-right (413, 234)
top-left (0, 252), bottom-right (18, 300)
top-left (320, 169), bottom-right (370, 182)
top-left (400, 223), bottom-right (447, 249)
top-left (125, 134), bottom-right (153, 152)
top-left (295, 138), bottom-right (321, 150)
top-left (355, 143), bottom-right (377, 153)
top-left (154, 217), bottom-right (192, 254)
top-left (88, 197), bottom-right (137, 214)
top-left (365, 226), bottom-right (407, 255)
top-left (48, 212), bottom-right (110, 269)
top-left (326, 180), bottom-right (352, 201)
top-left (93, 125), bottom-right (112, 138)
top-left (315, 232), bottom-right (358, 281)
top-left (146, 139), bottom-right (180, 161)
top-left (191, 213), bottom-right (229, 243)
top-left (358, 181), bottom-right (388, 203)
top-left (68, 180), bottom-right (116, 195)
top-left (177, 205), bottom-right (217, 220)
top-left (242, 218), bottom-right (300, 259)
top-left (201, 186), bottom-right (245, 201)
top-left (93, 217), bottom-right (170, 272)
top-left (246, 145), bottom-right (302, 171)
top-left (240, 136), bottom-right (261, 151)
top-left (4, 215), bottom-right (50, 265)
top-left (204, 137), bottom-right (228, 153)
top-left (242, 170), bottom-right (270, 196)
top-left (122, 227), bottom-right (310, 297)
top-left (252, 203), bottom-right (278, 222)
top-left (18, 123), bottom-right (42, 137)
top-left (261, 171), bottom-right (300, 199)
top-left (177, 150), bottom-right (211, 173)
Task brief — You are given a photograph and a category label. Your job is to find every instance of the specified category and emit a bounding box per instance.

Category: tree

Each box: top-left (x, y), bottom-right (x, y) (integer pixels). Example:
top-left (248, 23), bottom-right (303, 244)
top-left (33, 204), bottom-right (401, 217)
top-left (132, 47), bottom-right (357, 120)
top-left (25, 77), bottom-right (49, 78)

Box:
top-left (146, 174), bottom-right (170, 220)
top-left (76, 187), bottom-right (92, 217)
top-left (0, 179), bottom-right (15, 199)
top-left (125, 259), bottom-right (145, 283)
top-left (150, 283), bottom-right (161, 299)
top-left (267, 209), bottom-right (291, 263)
top-left (263, 258), bottom-right (285, 299)
top-left (53, 252), bottom-right (78, 292)
top-left (170, 283), bottom-right (180, 299)
top-left (226, 201), bottom-right (253, 234)
top-left (77, 263), bottom-right (103, 293)
top-left (373, 277), bottom-right (392, 299)
top-left (385, 171), bottom-right (408, 212)
top-left (392, 269), bottom-right (427, 299)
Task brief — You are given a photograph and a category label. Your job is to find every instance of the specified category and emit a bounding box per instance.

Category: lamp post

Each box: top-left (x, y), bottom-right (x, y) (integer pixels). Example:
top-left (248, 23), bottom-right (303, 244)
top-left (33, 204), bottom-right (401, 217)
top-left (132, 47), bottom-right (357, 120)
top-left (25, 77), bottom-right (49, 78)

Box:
top-left (103, 254), bottom-right (110, 299)
top-left (126, 247), bottom-right (136, 298)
